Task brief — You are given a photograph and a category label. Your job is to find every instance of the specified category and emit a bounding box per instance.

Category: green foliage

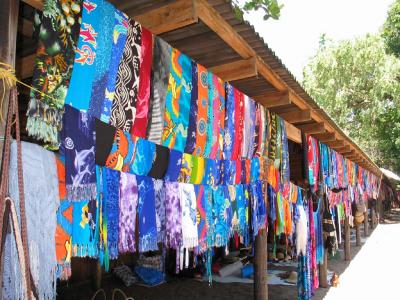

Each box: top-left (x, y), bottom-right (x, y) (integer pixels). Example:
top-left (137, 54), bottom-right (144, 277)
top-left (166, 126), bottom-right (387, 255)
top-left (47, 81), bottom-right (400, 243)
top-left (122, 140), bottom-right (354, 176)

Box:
top-left (303, 34), bottom-right (400, 173)
top-left (382, 0), bottom-right (400, 58)
top-left (232, 0), bottom-right (283, 21)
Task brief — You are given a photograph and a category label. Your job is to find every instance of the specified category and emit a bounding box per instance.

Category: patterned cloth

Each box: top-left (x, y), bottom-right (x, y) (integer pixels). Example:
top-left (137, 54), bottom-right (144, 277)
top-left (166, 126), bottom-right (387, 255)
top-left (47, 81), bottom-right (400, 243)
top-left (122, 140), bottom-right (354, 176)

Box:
top-left (307, 135), bottom-right (320, 192)
top-left (223, 83), bottom-right (235, 160)
top-left (62, 105), bottom-right (97, 201)
top-left (131, 138), bottom-right (155, 176)
top-left (87, 1), bottom-right (115, 118)
top-left (100, 10), bottom-right (129, 123)
top-left (66, 0), bottom-right (102, 112)
top-left (164, 182), bottom-right (182, 250)
top-left (213, 186), bottom-right (230, 247)
top-left (251, 181), bottom-right (267, 239)
top-left (132, 27), bottom-right (153, 137)
top-left (208, 74), bottom-right (225, 160)
top-left (193, 64), bottom-right (209, 156)
top-left (102, 167), bottom-right (120, 269)
top-left (118, 172), bottom-right (138, 253)
top-left (184, 61), bottom-right (198, 154)
top-left (26, 0), bottom-right (82, 146)
top-left (195, 185), bottom-right (208, 253)
top-left (137, 176), bottom-right (158, 252)
top-left (161, 48), bottom-right (192, 151)
top-left (179, 183), bottom-right (198, 249)
top-left (55, 155), bottom-right (72, 280)
top-left (110, 20), bottom-right (142, 131)
top-left (146, 37), bottom-right (172, 144)
top-left (232, 88), bottom-right (244, 160)
top-left (154, 179), bottom-right (166, 244)
top-left (148, 144), bottom-right (170, 179)
top-left (105, 128), bottom-right (137, 172)
top-left (164, 149), bottom-right (182, 182)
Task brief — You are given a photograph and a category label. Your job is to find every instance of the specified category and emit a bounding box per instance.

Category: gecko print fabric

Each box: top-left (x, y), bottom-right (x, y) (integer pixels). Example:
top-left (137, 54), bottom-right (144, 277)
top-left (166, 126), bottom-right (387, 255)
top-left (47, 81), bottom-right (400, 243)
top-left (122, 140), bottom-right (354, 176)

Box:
top-left (66, 0), bottom-right (102, 112)
top-left (27, 0), bottom-right (82, 146)
top-left (100, 10), bottom-right (129, 123)
top-left (137, 176), bottom-right (158, 252)
top-left (62, 105), bottom-right (96, 201)
top-left (110, 20), bottom-right (142, 131)
top-left (161, 48), bottom-right (193, 152)
top-left (105, 128), bottom-right (137, 172)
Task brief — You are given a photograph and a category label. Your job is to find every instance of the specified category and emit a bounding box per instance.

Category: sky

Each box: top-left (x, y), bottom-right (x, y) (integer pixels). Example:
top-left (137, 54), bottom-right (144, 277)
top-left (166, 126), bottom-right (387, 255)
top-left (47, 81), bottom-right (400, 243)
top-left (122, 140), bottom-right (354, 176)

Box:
top-left (243, 0), bottom-right (394, 80)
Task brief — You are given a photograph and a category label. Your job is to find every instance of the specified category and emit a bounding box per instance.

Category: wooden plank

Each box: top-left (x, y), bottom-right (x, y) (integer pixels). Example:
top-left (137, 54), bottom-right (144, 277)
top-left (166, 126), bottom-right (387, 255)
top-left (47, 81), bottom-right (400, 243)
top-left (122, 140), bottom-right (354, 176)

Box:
top-left (18, 18), bottom-right (33, 38)
top-left (344, 216), bottom-right (351, 261)
top-left (335, 145), bottom-right (352, 153)
top-left (297, 122), bottom-right (325, 134)
top-left (209, 57), bottom-right (257, 82)
top-left (325, 140), bottom-right (345, 148)
top-left (22, 0), bottom-right (43, 10)
top-left (15, 53), bottom-right (35, 79)
top-left (254, 230), bottom-right (268, 300)
top-left (253, 91), bottom-right (291, 108)
top-left (285, 121), bottom-right (302, 144)
top-left (279, 110), bottom-right (311, 124)
top-left (312, 132), bottom-right (336, 142)
top-left (256, 57), bottom-right (287, 91)
top-left (134, 0), bottom-right (198, 35)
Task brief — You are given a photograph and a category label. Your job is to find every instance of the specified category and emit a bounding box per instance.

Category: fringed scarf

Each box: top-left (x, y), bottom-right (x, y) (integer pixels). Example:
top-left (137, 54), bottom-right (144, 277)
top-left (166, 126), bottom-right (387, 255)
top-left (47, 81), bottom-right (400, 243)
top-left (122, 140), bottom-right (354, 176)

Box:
top-left (102, 167), bottom-right (120, 269)
top-left (66, 0), bottom-right (102, 112)
top-left (213, 186), bottom-right (230, 247)
top-left (110, 20), bottom-right (142, 131)
top-left (146, 37), bottom-right (171, 144)
top-left (251, 181), bottom-right (267, 239)
top-left (4, 142), bottom-right (59, 300)
top-left (184, 61), bottom-right (198, 154)
top-left (161, 48), bottom-right (192, 152)
top-left (195, 185), bottom-right (208, 253)
top-left (137, 176), bottom-right (158, 252)
top-left (209, 74), bottom-right (225, 160)
top-left (26, 0), bottom-right (82, 146)
top-left (242, 95), bottom-right (256, 159)
top-left (223, 83), bottom-right (235, 160)
top-left (193, 64), bottom-right (209, 156)
top-left (87, 1), bottom-right (115, 118)
top-left (100, 10), bottom-right (129, 123)
top-left (118, 172), bottom-right (138, 253)
top-left (55, 155), bottom-right (72, 280)
top-left (71, 199), bottom-right (98, 257)
top-left (154, 179), bottom-right (166, 244)
top-left (179, 183), bottom-right (198, 249)
top-left (62, 105), bottom-right (97, 201)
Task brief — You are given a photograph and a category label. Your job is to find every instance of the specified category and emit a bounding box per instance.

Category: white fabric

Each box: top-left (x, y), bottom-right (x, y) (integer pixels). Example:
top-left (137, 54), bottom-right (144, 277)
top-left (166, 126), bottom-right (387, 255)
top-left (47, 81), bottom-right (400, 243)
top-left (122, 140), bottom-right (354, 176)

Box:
top-left (296, 205), bottom-right (308, 256)
top-left (3, 141), bottom-right (59, 300)
top-left (179, 183), bottom-right (198, 250)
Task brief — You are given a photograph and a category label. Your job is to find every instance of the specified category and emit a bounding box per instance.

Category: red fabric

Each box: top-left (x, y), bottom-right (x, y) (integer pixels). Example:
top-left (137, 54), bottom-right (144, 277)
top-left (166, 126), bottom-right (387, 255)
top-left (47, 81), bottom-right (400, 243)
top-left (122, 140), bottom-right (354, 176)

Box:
top-left (131, 27), bottom-right (152, 137)
top-left (235, 159), bottom-right (242, 184)
top-left (231, 88), bottom-right (244, 160)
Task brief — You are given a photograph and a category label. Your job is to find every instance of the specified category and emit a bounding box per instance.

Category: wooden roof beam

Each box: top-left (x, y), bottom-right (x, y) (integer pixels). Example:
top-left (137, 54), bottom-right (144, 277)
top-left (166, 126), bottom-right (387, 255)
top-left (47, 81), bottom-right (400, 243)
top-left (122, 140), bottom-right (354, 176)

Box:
top-left (22, 0), bottom-right (43, 10)
top-left (285, 121), bottom-right (302, 144)
top-left (16, 53), bottom-right (35, 80)
top-left (335, 145), bottom-right (352, 153)
top-left (253, 91), bottom-right (291, 108)
top-left (134, 0), bottom-right (198, 35)
top-left (279, 110), bottom-right (311, 124)
top-left (312, 132), bottom-right (336, 142)
top-left (325, 140), bottom-right (345, 148)
top-left (297, 122), bottom-right (326, 134)
top-left (209, 57), bottom-right (257, 82)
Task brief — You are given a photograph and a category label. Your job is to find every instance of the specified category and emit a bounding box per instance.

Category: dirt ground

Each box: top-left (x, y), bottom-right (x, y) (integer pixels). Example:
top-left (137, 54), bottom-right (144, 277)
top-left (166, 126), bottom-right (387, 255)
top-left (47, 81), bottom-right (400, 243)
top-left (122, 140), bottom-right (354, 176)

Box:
top-left (58, 209), bottom-right (397, 300)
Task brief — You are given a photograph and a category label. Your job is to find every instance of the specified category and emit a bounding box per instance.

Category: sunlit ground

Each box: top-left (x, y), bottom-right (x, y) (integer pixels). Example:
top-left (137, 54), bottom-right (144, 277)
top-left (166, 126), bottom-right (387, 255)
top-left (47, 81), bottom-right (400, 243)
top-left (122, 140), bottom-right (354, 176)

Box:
top-left (324, 223), bottom-right (400, 299)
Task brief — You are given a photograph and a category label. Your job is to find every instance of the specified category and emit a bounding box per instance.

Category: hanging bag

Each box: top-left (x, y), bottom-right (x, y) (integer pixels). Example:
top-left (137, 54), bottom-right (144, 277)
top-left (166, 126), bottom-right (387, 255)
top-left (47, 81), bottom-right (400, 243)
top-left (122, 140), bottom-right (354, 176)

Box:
top-left (0, 88), bottom-right (35, 299)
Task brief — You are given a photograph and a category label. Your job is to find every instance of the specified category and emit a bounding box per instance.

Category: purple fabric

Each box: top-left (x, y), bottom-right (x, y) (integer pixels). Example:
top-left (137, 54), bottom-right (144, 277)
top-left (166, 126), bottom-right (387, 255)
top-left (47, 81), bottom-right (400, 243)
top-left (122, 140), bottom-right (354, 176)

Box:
top-left (164, 181), bottom-right (182, 250)
top-left (118, 172), bottom-right (138, 253)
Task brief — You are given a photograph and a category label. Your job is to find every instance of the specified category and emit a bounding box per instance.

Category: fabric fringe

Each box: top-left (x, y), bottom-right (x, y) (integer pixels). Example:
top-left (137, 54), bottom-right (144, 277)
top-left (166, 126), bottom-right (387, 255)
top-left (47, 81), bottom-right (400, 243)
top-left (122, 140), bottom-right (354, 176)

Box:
top-left (72, 243), bottom-right (99, 258)
top-left (214, 235), bottom-right (229, 248)
top-left (26, 116), bottom-right (59, 146)
top-left (182, 237), bottom-right (198, 249)
top-left (165, 235), bottom-right (182, 250)
top-left (66, 183), bottom-right (97, 201)
top-left (109, 243), bottom-right (119, 260)
top-left (56, 263), bottom-right (72, 281)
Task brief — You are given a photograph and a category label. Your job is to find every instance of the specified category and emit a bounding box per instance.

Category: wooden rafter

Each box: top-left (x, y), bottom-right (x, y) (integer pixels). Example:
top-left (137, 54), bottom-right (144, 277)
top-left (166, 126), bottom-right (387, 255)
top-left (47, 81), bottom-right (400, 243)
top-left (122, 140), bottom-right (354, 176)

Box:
top-left (280, 110), bottom-right (311, 124)
top-left (209, 57), bottom-right (257, 82)
top-left (335, 145), bottom-right (352, 153)
top-left (285, 122), bottom-right (302, 144)
top-left (134, 0), bottom-right (198, 35)
top-left (312, 132), bottom-right (336, 142)
top-left (15, 53), bottom-right (35, 79)
top-left (253, 91), bottom-right (291, 108)
top-left (325, 140), bottom-right (345, 148)
top-left (297, 122), bottom-right (325, 134)
top-left (22, 0), bottom-right (42, 10)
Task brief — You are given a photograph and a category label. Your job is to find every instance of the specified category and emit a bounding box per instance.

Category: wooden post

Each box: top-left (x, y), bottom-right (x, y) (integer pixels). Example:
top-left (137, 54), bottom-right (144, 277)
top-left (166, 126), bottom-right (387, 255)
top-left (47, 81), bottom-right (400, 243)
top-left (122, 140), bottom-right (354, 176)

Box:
top-left (254, 230), bottom-right (268, 300)
top-left (0, 0), bottom-right (19, 172)
top-left (363, 210), bottom-right (369, 237)
top-left (319, 250), bottom-right (328, 288)
top-left (355, 225), bottom-right (361, 246)
top-left (344, 216), bottom-right (351, 261)
top-left (371, 208), bottom-right (376, 229)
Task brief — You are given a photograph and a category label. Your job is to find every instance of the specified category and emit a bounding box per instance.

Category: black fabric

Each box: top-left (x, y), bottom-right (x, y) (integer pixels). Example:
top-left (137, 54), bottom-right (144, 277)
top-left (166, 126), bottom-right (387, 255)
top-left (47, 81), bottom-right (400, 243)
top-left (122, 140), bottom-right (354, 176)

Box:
top-left (95, 119), bottom-right (116, 166)
top-left (148, 144), bottom-right (170, 179)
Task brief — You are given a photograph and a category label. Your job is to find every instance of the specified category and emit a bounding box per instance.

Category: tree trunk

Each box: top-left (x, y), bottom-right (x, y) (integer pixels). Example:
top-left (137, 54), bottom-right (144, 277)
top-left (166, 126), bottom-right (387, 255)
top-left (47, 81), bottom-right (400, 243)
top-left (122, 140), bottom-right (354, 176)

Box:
top-left (344, 216), bottom-right (351, 261)
top-left (254, 230), bottom-right (268, 300)
top-left (363, 211), bottom-right (369, 237)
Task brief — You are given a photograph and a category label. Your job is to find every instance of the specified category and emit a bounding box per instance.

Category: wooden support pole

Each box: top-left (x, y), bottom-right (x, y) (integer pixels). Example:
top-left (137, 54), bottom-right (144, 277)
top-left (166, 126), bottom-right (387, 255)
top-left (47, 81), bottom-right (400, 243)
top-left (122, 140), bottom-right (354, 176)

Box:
top-left (319, 249), bottom-right (329, 288)
top-left (0, 0), bottom-right (19, 171)
top-left (363, 210), bottom-right (369, 237)
top-left (254, 230), bottom-right (268, 300)
top-left (371, 207), bottom-right (376, 229)
top-left (356, 225), bottom-right (361, 246)
top-left (344, 216), bottom-right (351, 261)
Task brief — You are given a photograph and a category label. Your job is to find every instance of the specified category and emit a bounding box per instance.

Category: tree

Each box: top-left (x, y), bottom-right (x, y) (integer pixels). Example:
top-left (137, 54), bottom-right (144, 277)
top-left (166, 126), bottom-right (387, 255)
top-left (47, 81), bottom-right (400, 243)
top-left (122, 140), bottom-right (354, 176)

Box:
top-left (233, 0), bottom-right (283, 21)
top-left (303, 34), bottom-right (400, 173)
top-left (382, 0), bottom-right (400, 58)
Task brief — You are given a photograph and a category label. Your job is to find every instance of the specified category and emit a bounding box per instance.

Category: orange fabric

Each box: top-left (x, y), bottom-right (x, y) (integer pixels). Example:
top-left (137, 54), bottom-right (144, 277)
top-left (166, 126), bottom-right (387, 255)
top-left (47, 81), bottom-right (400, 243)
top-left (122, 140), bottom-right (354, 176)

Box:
top-left (194, 64), bottom-right (208, 156)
